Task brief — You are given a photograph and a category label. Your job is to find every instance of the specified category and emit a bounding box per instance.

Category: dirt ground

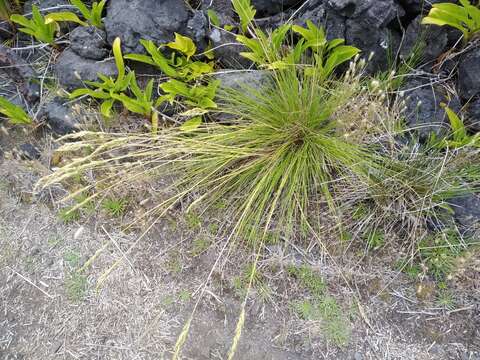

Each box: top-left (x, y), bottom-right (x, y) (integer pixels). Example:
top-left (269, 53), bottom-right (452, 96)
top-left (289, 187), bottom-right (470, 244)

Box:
top-left (1, 130), bottom-right (480, 360)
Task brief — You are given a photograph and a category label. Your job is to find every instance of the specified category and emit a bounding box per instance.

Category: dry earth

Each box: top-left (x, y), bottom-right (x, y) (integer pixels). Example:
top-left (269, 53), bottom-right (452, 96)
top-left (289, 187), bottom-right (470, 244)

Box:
top-left (0, 131), bottom-right (479, 360)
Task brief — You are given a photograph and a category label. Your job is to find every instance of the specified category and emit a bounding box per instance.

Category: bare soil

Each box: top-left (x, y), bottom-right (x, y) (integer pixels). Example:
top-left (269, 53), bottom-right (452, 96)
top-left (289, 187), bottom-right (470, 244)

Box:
top-left (1, 130), bottom-right (479, 360)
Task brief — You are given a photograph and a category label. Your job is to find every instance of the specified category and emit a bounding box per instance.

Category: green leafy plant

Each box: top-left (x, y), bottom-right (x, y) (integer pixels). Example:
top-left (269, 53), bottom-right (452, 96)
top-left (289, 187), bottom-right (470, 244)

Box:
top-left (71, 0), bottom-right (106, 28)
top-left (159, 78), bottom-right (219, 109)
top-left (125, 34), bottom-right (216, 111)
top-left (422, 0), bottom-right (480, 42)
top-left (417, 229), bottom-right (464, 280)
top-left (236, 19), bottom-right (360, 78)
top-left (0, 96), bottom-right (32, 125)
top-left (70, 37), bottom-right (133, 117)
top-left (433, 104), bottom-right (480, 148)
top-left (10, 5), bottom-right (57, 44)
top-left (65, 273), bottom-right (87, 302)
top-left (40, 0), bottom-right (106, 28)
top-left (58, 206), bottom-right (81, 223)
top-left (112, 77), bottom-right (155, 118)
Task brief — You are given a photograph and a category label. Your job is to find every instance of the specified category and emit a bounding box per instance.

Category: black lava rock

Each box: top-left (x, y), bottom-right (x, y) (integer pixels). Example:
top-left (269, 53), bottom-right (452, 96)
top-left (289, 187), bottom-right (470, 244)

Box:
top-left (42, 97), bottom-right (80, 135)
top-left (104, 0), bottom-right (189, 54)
top-left (448, 194), bottom-right (480, 234)
top-left (465, 97), bottom-right (480, 132)
top-left (0, 45), bottom-right (40, 104)
top-left (327, 0), bottom-right (403, 27)
top-left (208, 29), bottom-right (251, 69)
top-left (18, 143), bottom-right (41, 160)
top-left (70, 26), bottom-right (108, 60)
top-left (214, 70), bottom-right (272, 92)
top-left (252, 0), bottom-right (301, 16)
top-left (398, 0), bottom-right (455, 16)
top-left (296, 3), bottom-right (347, 41)
top-left (186, 11), bottom-right (209, 53)
top-left (0, 21), bottom-right (14, 42)
top-left (400, 15), bottom-right (449, 65)
top-left (55, 49), bottom-right (117, 91)
top-left (458, 47), bottom-right (480, 100)
top-left (402, 78), bottom-right (461, 139)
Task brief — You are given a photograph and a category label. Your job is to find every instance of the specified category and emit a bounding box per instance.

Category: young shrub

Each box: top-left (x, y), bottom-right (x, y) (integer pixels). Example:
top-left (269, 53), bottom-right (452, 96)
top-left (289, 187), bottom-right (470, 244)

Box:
top-left (10, 5), bottom-right (58, 44)
top-left (422, 0), bottom-right (480, 42)
top-left (43, 0), bottom-right (106, 28)
top-left (124, 34), bottom-right (216, 111)
top-left (70, 37), bottom-right (132, 118)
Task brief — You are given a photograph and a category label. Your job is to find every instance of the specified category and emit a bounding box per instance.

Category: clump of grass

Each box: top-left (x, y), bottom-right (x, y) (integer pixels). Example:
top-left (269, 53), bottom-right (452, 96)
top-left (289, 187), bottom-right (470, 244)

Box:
top-left (102, 197), bottom-right (127, 217)
top-left (40, 59), bottom-right (391, 244)
top-left (189, 237), bottom-right (210, 257)
top-left (58, 206), bottom-right (81, 224)
top-left (65, 273), bottom-right (87, 302)
top-left (289, 265), bottom-right (351, 347)
top-left (337, 145), bottom-right (480, 252)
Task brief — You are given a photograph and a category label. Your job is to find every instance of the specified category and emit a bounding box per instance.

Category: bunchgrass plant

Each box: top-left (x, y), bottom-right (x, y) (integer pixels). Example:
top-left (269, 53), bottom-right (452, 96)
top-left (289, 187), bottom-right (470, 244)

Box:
top-left (37, 7), bottom-right (480, 357)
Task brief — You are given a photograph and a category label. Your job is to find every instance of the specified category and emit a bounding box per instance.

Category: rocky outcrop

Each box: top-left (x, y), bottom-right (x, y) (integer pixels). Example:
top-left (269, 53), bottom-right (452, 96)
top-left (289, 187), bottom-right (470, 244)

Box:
top-left (55, 49), bottom-right (117, 91)
top-left (104, 0), bottom-right (189, 54)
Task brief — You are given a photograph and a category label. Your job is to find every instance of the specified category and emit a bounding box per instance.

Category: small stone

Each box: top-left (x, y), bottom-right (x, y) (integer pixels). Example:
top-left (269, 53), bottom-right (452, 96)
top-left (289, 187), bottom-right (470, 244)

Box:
top-left (42, 97), bottom-right (80, 135)
top-left (18, 143), bottom-right (41, 160)
top-left (55, 49), bottom-right (117, 91)
top-left (70, 26), bottom-right (108, 60)
top-left (458, 47), bottom-right (480, 100)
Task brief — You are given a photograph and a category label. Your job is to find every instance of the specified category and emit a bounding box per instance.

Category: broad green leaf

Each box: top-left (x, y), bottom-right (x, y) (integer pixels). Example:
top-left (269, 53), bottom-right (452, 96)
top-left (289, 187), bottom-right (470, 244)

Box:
top-left (45, 12), bottom-right (87, 26)
top-left (124, 54), bottom-right (157, 66)
top-left (112, 93), bottom-right (148, 115)
top-left (323, 45), bottom-right (360, 77)
top-left (0, 96), bottom-right (32, 125)
top-left (167, 33), bottom-right (196, 59)
top-left (10, 14), bottom-right (31, 27)
top-left (207, 9), bottom-right (220, 27)
top-left (100, 99), bottom-right (115, 117)
top-left (71, 0), bottom-right (90, 19)
top-left (112, 37), bottom-right (125, 81)
top-left (442, 104), bottom-right (466, 143)
top-left (180, 116), bottom-right (202, 132)
top-left (160, 79), bottom-right (190, 97)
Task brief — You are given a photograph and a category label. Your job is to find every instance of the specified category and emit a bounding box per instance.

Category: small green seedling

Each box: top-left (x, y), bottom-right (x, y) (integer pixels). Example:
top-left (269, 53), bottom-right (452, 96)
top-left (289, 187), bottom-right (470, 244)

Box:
top-left (422, 0), bottom-right (480, 42)
top-left (0, 96), bottom-right (32, 125)
top-left (417, 229), bottom-right (464, 280)
top-left (65, 273), bottom-right (87, 302)
top-left (10, 5), bottom-right (57, 44)
top-left (287, 265), bottom-right (326, 298)
top-left (63, 249), bottom-right (82, 268)
top-left (102, 197), bottom-right (127, 217)
top-left (189, 238), bottom-right (211, 256)
top-left (432, 104), bottom-right (480, 148)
